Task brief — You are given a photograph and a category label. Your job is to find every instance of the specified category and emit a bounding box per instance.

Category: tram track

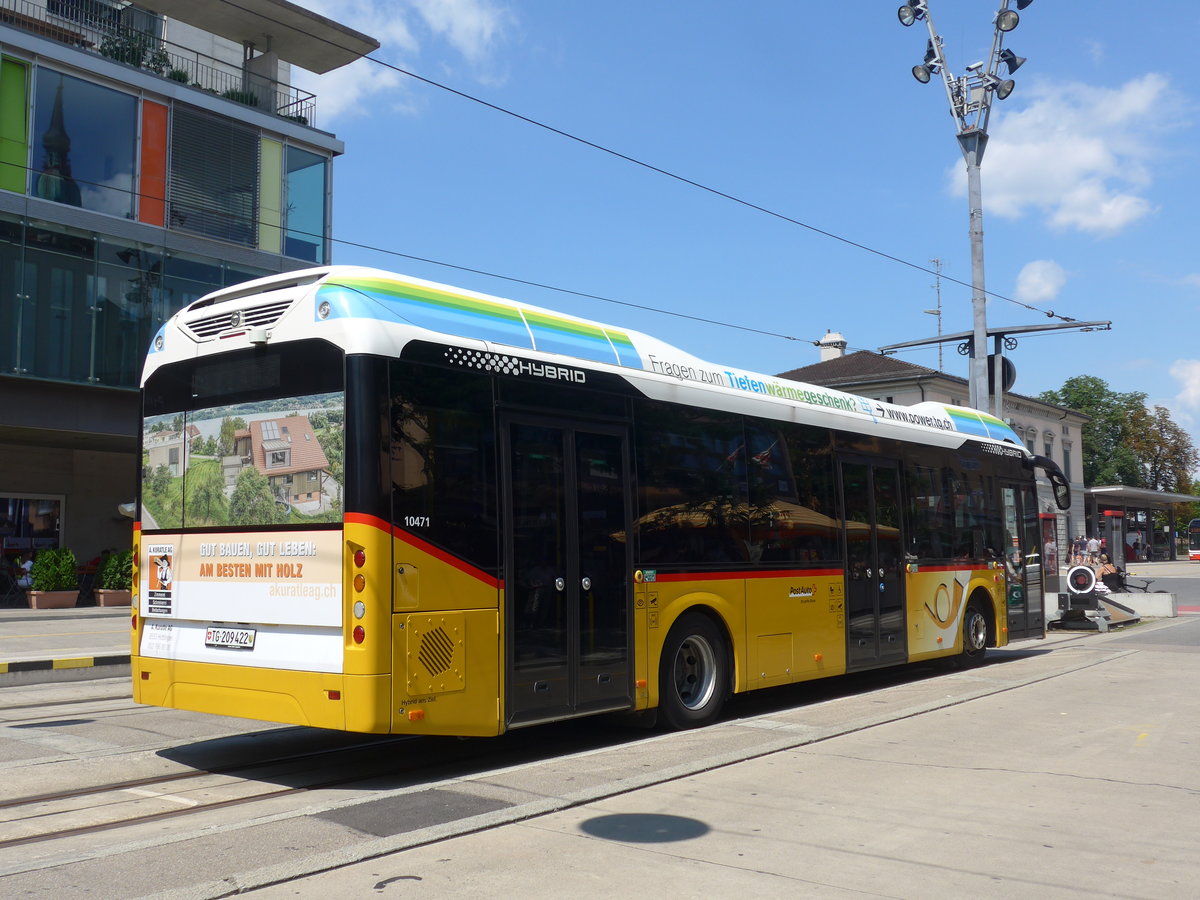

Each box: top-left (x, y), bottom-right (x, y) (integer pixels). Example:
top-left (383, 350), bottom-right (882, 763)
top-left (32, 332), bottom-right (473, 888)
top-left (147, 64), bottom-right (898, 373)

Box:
top-left (0, 736), bottom-right (417, 850)
top-left (0, 658), bottom-right (978, 856)
top-left (1, 703), bottom-right (145, 725)
top-left (0, 692), bottom-right (133, 715)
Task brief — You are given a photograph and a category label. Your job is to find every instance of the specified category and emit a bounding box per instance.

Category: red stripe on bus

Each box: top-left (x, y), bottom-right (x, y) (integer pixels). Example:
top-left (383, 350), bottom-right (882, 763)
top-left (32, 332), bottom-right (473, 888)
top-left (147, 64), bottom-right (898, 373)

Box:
top-left (910, 563), bottom-right (993, 573)
top-left (344, 512), bottom-right (502, 589)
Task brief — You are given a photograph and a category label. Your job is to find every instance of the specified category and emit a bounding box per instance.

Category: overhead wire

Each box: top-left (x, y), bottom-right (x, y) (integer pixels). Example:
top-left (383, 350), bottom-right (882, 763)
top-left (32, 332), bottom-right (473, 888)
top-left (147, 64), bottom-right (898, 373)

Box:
top-left (329, 235), bottom-right (813, 342)
top-left (206, 0), bottom-right (1085, 324)
top-left (214, 3), bottom-right (1076, 325)
top-left (3, 155), bottom-right (812, 343)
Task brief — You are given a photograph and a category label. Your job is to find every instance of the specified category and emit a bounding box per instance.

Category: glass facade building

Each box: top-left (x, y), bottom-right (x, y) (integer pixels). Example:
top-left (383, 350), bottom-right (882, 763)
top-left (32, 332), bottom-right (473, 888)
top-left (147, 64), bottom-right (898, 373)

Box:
top-left (0, 0), bottom-right (375, 569)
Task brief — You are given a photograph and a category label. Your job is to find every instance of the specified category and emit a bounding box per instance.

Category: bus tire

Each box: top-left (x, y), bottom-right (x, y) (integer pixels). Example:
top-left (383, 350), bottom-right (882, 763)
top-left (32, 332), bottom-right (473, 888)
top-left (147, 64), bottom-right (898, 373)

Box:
top-left (658, 612), bottom-right (729, 730)
top-left (959, 600), bottom-right (989, 668)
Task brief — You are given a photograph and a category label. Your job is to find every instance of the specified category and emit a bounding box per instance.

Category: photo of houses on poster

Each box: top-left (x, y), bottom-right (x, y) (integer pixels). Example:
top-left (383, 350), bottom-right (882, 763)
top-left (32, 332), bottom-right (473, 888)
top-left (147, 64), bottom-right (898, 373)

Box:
top-left (141, 392), bottom-right (343, 529)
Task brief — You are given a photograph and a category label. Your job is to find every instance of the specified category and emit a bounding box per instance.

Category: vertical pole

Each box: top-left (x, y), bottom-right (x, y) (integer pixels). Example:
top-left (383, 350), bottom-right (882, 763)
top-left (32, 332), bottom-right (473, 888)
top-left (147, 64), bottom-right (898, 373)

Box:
top-left (958, 131), bottom-right (990, 413)
top-left (993, 332), bottom-right (1006, 420)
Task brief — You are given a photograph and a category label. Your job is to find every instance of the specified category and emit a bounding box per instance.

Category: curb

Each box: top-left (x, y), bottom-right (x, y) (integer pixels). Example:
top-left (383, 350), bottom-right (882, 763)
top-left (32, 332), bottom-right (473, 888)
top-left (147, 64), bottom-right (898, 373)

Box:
top-left (0, 655), bottom-right (131, 687)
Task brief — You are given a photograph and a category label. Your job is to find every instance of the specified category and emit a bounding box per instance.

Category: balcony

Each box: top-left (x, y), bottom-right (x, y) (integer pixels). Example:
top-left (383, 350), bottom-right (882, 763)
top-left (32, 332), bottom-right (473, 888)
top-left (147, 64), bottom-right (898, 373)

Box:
top-left (0, 0), bottom-right (317, 126)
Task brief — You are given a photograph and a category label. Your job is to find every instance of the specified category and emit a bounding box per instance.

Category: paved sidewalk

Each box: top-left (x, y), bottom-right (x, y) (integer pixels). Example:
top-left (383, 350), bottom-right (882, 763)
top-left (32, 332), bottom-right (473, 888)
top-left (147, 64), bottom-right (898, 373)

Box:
top-left (0, 606), bottom-right (130, 686)
top-left (240, 619), bottom-right (1200, 900)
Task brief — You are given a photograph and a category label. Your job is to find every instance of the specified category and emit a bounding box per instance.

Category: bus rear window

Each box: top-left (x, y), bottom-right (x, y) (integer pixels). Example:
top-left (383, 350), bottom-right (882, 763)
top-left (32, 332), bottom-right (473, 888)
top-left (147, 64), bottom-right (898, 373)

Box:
top-left (141, 391), bottom-right (343, 529)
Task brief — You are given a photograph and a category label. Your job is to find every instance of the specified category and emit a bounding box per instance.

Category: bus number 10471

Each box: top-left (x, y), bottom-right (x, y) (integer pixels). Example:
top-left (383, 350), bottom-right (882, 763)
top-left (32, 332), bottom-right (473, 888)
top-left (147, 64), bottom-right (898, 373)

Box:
top-left (404, 516), bottom-right (431, 528)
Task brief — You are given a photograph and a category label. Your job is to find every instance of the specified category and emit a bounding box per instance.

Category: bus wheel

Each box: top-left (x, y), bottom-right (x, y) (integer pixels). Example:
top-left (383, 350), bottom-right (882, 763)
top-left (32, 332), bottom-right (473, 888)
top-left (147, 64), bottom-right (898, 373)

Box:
top-left (659, 613), bottom-right (728, 730)
top-left (959, 600), bottom-right (989, 667)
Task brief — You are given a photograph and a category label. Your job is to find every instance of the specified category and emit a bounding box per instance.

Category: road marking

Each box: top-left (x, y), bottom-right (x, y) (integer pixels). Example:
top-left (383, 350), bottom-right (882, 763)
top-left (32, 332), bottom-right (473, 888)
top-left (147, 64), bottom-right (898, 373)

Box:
top-left (124, 788), bottom-right (200, 807)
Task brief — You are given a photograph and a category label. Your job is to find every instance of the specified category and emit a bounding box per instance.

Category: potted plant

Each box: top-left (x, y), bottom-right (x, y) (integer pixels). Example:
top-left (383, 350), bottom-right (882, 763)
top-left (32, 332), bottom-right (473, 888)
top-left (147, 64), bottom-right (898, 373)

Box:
top-left (27, 547), bottom-right (79, 609)
top-left (95, 550), bottom-right (133, 607)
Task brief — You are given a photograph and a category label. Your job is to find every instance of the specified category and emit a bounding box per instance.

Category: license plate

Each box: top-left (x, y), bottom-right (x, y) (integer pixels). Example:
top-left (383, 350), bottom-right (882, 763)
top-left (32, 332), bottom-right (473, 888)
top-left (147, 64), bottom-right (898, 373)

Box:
top-left (205, 626), bottom-right (256, 649)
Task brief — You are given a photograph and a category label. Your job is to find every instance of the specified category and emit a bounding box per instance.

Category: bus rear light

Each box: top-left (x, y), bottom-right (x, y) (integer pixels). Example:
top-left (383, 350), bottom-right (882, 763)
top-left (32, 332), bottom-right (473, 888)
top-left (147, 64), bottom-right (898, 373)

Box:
top-left (353, 625), bottom-right (365, 644)
top-left (408, 709), bottom-right (425, 722)
top-left (131, 613), bottom-right (137, 631)
top-left (353, 574), bottom-right (366, 592)
top-left (327, 690), bottom-right (341, 700)
top-left (353, 600), bottom-right (366, 619)
top-left (141, 671), bottom-right (150, 680)
top-left (354, 549), bottom-right (366, 568)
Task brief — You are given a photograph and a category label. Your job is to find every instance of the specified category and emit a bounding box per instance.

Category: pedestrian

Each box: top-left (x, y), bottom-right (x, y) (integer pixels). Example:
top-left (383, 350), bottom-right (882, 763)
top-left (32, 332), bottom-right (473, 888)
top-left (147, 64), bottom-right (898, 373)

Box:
top-left (1072, 535), bottom-right (1085, 565)
top-left (15, 550), bottom-right (33, 588)
top-left (1132, 539), bottom-right (1141, 561)
top-left (1097, 553), bottom-right (1121, 591)
top-left (1087, 535), bottom-right (1101, 565)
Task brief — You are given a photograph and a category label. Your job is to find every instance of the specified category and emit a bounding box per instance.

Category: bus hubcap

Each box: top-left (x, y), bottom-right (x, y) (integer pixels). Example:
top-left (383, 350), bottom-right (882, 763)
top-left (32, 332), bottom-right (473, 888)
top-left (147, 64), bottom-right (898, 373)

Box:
top-left (674, 635), bottom-right (717, 710)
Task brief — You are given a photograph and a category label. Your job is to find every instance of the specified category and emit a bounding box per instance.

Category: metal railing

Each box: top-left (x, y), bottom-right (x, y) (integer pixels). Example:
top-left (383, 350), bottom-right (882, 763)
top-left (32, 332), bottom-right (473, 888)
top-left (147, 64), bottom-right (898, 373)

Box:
top-left (0, 0), bottom-right (317, 125)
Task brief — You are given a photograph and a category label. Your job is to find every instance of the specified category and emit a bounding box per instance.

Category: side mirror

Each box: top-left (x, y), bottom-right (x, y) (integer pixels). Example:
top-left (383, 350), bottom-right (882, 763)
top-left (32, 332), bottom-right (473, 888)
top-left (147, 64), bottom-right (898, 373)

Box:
top-left (1048, 470), bottom-right (1070, 510)
top-left (1029, 455), bottom-right (1071, 511)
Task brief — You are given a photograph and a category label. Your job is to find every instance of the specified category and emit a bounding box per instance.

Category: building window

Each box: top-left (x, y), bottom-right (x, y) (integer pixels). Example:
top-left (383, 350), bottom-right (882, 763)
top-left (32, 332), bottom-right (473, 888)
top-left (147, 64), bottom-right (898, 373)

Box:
top-left (170, 107), bottom-right (259, 246)
top-left (0, 495), bottom-right (63, 553)
top-left (1062, 444), bottom-right (1072, 483)
top-left (0, 212), bottom-right (270, 389)
top-left (284, 146), bottom-right (328, 263)
top-left (31, 68), bottom-right (137, 217)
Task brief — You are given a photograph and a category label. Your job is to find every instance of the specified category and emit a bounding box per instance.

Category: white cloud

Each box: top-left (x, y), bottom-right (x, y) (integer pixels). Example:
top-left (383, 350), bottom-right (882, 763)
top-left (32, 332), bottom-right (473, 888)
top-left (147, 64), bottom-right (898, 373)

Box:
top-left (290, 0), bottom-right (513, 124)
top-left (1179, 274), bottom-right (1200, 288)
top-left (1015, 259), bottom-right (1067, 303)
top-left (407, 0), bottom-right (511, 64)
top-left (298, 60), bottom-right (408, 125)
top-left (948, 73), bottom-right (1173, 236)
top-left (1170, 359), bottom-right (1200, 412)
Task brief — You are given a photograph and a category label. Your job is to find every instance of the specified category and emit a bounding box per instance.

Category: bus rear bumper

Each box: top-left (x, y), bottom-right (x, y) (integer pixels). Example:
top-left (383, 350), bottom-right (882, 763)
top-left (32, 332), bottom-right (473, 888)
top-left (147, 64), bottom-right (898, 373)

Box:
top-left (132, 656), bottom-right (391, 732)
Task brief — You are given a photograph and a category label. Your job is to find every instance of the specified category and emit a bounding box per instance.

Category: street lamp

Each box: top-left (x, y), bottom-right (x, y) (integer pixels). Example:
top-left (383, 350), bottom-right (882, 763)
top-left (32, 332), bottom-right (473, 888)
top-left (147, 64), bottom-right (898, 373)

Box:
top-left (897, 1), bottom-right (1032, 417)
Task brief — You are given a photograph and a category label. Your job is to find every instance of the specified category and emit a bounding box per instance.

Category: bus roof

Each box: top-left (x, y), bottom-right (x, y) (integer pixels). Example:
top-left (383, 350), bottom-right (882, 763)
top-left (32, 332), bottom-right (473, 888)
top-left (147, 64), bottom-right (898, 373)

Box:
top-left (147, 265), bottom-right (1025, 448)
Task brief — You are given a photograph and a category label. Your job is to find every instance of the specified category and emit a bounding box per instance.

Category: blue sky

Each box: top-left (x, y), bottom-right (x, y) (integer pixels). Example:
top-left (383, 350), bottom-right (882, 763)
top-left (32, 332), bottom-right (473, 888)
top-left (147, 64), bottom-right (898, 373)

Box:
top-left (293, 2), bottom-right (1199, 444)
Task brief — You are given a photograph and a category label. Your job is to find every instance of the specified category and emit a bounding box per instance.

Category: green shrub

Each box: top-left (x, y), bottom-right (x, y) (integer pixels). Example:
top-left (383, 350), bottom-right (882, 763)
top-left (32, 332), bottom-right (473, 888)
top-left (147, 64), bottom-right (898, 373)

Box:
top-left (220, 88), bottom-right (259, 107)
top-left (167, 69), bottom-right (190, 83)
top-left (98, 550), bottom-right (133, 591)
top-left (29, 547), bottom-right (78, 592)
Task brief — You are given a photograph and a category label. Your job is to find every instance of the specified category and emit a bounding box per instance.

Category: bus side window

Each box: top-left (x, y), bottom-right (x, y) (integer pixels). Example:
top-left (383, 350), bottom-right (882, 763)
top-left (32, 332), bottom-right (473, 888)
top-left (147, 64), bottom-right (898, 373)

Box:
top-left (634, 401), bottom-right (747, 567)
top-left (744, 420), bottom-right (838, 565)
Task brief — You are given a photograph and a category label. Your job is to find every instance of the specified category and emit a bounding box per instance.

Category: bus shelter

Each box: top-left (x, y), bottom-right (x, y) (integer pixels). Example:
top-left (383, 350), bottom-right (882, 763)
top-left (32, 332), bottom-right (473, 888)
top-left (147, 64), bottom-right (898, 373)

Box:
top-left (1085, 485), bottom-right (1200, 564)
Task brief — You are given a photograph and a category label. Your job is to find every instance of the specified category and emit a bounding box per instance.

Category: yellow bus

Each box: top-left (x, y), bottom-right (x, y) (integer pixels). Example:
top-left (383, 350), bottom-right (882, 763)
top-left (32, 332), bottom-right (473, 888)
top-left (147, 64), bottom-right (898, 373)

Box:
top-left (132, 266), bottom-right (1069, 734)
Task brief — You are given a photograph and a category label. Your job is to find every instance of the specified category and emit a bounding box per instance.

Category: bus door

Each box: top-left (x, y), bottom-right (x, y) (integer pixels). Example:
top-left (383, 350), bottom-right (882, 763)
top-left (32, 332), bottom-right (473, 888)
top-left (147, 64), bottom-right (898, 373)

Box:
top-left (840, 459), bottom-right (907, 669)
top-left (1002, 483), bottom-right (1044, 639)
top-left (502, 417), bottom-right (632, 727)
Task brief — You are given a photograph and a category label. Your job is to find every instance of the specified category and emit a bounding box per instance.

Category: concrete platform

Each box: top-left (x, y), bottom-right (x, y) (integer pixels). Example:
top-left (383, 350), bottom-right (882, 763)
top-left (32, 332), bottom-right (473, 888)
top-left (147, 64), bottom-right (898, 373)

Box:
top-left (0, 607), bottom-right (131, 686)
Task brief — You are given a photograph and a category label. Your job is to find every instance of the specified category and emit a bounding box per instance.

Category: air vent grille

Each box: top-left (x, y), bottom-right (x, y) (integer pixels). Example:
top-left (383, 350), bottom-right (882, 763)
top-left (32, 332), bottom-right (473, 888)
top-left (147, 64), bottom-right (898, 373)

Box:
top-left (183, 299), bottom-right (293, 340)
top-left (418, 626), bottom-right (455, 677)
top-left (405, 613), bottom-right (465, 695)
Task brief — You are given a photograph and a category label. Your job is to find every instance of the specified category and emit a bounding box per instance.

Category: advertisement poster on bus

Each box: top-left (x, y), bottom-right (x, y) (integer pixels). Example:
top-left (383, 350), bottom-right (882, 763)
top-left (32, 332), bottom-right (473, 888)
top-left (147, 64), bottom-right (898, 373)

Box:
top-left (139, 530), bottom-right (343, 627)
